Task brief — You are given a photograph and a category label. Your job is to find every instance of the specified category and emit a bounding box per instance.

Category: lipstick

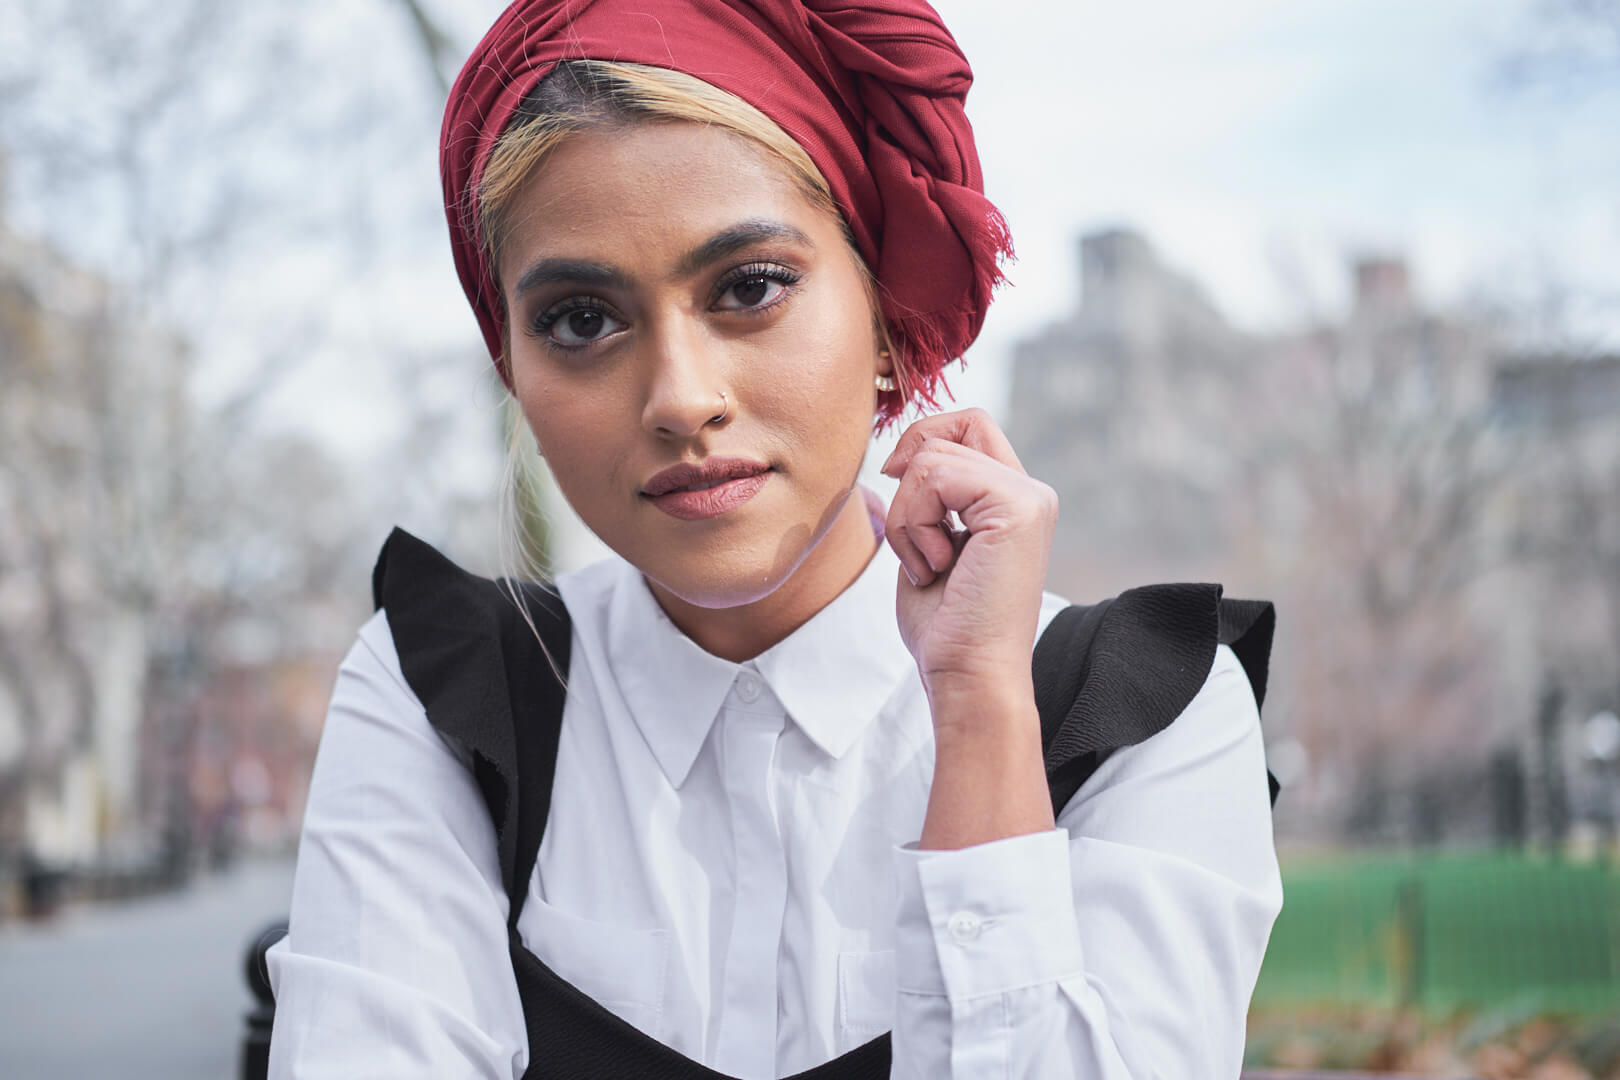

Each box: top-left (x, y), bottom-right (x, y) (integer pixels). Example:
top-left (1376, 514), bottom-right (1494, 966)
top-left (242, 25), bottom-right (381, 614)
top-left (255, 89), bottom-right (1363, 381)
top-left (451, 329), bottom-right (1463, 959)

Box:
top-left (641, 458), bottom-right (772, 521)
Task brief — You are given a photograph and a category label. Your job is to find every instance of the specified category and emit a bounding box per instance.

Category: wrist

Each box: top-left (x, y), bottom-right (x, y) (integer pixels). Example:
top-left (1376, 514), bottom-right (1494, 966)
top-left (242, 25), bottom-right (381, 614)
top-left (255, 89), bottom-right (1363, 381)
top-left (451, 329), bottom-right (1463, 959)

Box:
top-left (920, 687), bottom-right (1053, 850)
top-left (924, 670), bottom-right (1038, 742)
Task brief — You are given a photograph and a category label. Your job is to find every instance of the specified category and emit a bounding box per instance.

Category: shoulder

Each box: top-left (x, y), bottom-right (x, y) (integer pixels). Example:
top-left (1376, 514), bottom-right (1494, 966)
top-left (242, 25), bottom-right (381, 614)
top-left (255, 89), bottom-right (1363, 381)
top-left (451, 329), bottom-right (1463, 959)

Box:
top-left (354, 607), bottom-right (407, 688)
top-left (1033, 582), bottom-right (1276, 811)
top-left (359, 523), bottom-right (572, 773)
top-left (1204, 642), bottom-right (1256, 712)
top-left (1158, 643), bottom-right (1259, 759)
top-left (1033, 583), bottom-right (1273, 734)
top-left (333, 608), bottom-right (476, 772)
top-left (369, 525), bottom-right (571, 705)
top-left (1060, 640), bottom-right (1278, 892)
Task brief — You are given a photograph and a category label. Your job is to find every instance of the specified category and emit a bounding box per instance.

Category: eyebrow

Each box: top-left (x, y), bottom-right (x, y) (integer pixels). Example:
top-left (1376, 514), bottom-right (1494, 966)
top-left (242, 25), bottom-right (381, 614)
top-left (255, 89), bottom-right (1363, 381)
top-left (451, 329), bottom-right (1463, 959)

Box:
top-left (673, 219), bottom-right (814, 278)
top-left (511, 219), bottom-right (814, 298)
top-left (513, 258), bottom-right (630, 297)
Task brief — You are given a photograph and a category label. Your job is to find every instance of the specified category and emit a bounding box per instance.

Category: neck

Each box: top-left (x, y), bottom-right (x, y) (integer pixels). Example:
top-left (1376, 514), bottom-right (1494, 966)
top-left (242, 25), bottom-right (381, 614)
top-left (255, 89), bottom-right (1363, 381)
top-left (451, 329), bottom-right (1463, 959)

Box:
top-left (647, 486), bottom-right (881, 663)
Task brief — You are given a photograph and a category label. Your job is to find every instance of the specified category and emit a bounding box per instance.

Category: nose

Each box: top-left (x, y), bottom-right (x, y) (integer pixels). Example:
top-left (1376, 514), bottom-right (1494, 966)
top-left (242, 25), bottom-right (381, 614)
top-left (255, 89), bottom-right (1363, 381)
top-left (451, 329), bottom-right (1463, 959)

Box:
top-left (639, 315), bottom-right (730, 440)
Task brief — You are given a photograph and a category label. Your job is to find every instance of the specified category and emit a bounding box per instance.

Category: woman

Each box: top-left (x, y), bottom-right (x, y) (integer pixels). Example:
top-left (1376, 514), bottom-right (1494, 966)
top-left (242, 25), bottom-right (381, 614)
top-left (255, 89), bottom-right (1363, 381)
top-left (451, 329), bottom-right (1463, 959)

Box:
top-left (266, 2), bottom-right (1282, 1077)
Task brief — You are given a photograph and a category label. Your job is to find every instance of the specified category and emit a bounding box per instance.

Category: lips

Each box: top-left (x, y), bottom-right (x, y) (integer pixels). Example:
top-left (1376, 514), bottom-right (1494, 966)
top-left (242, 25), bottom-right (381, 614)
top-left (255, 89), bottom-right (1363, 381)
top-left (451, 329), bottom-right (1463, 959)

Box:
top-left (641, 457), bottom-right (773, 521)
top-left (641, 457), bottom-right (771, 497)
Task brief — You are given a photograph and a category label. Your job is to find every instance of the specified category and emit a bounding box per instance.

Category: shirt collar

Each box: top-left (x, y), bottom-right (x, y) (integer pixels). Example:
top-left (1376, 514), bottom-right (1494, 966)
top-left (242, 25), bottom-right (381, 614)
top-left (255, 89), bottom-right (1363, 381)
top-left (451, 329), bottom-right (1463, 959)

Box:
top-left (606, 557), bottom-right (741, 788)
top-left (751, 535), bottom-right (911, 759)
top-left (604, 489), bottom-right (912, 786)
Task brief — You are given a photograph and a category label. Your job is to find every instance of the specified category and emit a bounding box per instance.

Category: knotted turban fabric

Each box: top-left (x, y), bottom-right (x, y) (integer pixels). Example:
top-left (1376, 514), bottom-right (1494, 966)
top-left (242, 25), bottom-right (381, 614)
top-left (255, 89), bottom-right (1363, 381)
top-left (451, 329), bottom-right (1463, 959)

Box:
top-left (441, 0), bottom-right (1013, 425)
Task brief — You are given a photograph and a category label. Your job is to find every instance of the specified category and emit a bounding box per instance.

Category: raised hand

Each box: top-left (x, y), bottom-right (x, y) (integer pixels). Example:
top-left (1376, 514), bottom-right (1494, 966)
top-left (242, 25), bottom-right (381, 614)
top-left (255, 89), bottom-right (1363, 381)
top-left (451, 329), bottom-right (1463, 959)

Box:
top-left (879, 408), bottom-right (1059, 847)
top-left (879, 408), bottom-right (1058, 718)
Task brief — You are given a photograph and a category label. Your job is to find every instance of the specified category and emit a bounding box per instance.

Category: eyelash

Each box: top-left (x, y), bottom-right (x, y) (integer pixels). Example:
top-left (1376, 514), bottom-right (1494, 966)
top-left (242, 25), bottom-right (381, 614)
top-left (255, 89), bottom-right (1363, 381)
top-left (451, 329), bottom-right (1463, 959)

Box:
top-left (531, 295), bottom-right (613, 339)
top-left (711, 262), bottom-right (802, 311)
top-left (527, 262), bottom-right (803, 350)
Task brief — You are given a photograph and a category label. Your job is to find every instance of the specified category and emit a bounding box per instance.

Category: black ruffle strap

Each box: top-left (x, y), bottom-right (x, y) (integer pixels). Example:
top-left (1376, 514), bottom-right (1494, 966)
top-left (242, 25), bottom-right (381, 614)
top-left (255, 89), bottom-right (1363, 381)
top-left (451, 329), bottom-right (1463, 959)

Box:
top-left (1033, 584), bottom-right (1278, 816)
top-left (371, 526), bottom-right (571, 930)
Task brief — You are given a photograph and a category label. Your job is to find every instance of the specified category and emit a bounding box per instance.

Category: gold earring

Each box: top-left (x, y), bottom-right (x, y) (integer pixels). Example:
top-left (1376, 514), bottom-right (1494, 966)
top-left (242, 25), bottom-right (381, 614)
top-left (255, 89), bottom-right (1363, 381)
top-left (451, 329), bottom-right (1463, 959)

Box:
top-left (876, 346), bottom-right (895, 392)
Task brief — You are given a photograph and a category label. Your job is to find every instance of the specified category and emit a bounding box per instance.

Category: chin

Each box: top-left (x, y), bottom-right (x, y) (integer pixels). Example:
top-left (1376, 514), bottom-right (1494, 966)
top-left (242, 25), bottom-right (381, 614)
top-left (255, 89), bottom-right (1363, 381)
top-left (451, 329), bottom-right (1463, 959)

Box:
top-left (625, 518), bottom-right (820, 610)
top-left (636, 547), bottom-right (801, 610)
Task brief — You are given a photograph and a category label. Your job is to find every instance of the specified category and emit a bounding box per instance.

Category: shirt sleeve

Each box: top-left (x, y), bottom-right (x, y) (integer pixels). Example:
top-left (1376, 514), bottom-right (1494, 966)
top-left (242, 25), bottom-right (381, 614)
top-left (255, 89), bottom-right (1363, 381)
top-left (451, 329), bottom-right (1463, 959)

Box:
top-left (889, 643), bottom-right (1283, 1079)
top-left (266, 612), bottom-right (529, 1080)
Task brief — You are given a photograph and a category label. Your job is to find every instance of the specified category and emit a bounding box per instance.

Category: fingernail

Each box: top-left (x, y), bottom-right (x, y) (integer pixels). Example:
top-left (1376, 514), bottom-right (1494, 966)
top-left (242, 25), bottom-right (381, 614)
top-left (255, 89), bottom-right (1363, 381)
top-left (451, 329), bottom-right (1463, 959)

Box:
top-left (902, 563), bottom-right (918, 587)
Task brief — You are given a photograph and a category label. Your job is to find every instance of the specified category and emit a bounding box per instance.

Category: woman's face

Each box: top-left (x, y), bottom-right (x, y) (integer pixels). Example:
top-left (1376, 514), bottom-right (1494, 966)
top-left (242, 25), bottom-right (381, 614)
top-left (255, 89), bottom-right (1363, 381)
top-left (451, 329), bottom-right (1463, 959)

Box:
top-left (497, 120), bottom-right (887, 608)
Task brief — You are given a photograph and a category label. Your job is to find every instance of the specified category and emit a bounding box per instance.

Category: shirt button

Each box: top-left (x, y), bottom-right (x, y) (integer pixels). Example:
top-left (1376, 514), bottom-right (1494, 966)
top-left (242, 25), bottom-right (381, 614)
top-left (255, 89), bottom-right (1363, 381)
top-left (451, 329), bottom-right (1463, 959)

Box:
top-left (946, 910), bottom-right (981, 944)
top-left (736, 672), bottom-right (762, 703)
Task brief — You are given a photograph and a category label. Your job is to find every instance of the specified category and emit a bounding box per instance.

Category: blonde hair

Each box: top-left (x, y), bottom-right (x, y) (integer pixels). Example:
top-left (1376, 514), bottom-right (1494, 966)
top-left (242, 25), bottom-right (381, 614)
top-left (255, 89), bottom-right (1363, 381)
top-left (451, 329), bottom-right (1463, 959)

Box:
top-left (477, 61), bottom-right (899, 660)
top-left (479, 62), bottom-right (850, 306)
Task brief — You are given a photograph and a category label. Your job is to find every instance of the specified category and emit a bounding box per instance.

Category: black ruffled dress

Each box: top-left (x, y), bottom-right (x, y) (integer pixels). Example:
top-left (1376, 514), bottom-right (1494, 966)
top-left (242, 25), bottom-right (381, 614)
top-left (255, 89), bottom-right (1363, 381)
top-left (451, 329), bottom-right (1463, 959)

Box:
top-left (370, 527), bottom-right (1277, 1079)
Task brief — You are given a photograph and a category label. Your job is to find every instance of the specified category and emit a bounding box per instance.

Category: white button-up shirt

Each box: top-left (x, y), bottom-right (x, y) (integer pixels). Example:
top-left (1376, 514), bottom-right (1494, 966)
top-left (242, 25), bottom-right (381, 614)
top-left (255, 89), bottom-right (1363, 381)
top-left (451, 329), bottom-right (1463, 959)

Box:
top-left (267, 526), bottom-right (1282, 1079)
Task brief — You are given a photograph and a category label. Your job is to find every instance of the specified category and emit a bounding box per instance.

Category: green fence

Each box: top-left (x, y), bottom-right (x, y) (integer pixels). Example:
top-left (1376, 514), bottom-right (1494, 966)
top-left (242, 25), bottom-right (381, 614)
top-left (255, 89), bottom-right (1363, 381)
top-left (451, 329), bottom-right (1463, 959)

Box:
top-left (1253, 853), bottom-right (1620, 1013)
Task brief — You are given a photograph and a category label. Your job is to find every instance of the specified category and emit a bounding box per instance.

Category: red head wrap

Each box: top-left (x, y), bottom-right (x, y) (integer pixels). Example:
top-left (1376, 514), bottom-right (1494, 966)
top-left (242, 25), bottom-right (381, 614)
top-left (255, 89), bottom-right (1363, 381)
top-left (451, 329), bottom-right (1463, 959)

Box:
top-left (440, 0), bottom-right (1012, 424)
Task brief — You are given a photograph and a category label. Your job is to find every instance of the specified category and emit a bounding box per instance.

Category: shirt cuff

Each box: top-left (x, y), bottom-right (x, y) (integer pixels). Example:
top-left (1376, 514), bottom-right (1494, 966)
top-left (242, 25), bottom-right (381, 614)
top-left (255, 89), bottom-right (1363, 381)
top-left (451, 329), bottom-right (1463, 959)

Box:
top-left (893, 829), bottom-right (1084, 1001)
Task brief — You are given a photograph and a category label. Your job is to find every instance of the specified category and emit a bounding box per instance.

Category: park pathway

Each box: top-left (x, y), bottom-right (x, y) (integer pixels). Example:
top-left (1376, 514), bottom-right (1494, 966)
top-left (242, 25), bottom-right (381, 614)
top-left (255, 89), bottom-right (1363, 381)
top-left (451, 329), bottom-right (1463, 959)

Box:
top-left (0, 856), bottom-right (295, 1080)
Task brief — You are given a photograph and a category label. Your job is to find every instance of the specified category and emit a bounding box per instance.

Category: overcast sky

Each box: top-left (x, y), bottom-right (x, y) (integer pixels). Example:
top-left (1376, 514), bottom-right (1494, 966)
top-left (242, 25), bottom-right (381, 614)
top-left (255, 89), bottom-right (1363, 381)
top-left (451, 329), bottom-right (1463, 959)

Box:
top-left (941, 0), bottom-right (1615, 409)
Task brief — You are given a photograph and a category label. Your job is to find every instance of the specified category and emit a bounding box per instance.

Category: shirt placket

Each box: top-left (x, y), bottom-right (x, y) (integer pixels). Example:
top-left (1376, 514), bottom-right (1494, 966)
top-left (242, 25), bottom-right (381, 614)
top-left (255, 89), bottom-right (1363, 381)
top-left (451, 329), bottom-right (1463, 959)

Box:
top-left (712, 663), bottom-right (789, 1079)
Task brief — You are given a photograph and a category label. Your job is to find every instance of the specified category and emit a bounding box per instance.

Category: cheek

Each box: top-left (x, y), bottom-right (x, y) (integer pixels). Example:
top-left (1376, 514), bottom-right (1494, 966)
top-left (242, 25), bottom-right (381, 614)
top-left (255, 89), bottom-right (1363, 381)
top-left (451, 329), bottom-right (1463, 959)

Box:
top-left (751, 284), bottom-right (876, 421)
top-left (514, 372), bottom-right (626, 497)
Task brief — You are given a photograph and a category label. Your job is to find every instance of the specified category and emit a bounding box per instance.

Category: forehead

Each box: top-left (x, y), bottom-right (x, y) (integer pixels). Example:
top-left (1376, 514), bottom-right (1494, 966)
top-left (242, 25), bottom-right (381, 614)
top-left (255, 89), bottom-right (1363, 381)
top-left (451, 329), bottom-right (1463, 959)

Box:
top-left (497, 121), bottom-right (834, 283)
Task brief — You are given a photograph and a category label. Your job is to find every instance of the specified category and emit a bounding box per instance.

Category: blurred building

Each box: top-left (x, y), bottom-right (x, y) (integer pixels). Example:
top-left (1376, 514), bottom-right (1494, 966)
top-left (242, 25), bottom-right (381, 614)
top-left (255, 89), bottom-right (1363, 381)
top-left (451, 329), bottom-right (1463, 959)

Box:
top-left (1007, 227), bottom-right (1620, 848)
top-left (1489, 352), bottom-right (1620, 851)
top-left (0, 195), bottom-right (354, 912)
top-left (1006, 229), bottom-right (1253, 588)
top-left (0, 203), bottom-right (179, 878)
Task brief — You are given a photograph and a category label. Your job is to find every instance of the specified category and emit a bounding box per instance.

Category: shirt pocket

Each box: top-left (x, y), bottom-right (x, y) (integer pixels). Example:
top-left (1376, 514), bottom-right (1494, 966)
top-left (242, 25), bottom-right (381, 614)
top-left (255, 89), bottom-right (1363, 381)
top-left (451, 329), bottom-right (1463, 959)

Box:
top-left (519, 893), bottom-right (670, 1039)
top-left (837, 948), bottom-right (896, 1047)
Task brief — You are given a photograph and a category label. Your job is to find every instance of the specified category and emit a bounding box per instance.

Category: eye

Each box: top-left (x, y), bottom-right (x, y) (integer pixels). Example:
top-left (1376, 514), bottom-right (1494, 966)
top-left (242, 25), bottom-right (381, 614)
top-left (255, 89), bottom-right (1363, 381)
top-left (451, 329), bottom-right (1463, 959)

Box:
top-left (718, 276), bottom-right (783, 310)
top-left (713, 263), bottom-right (800, 313)
top-left (534, 298), bottom-right (626, 348)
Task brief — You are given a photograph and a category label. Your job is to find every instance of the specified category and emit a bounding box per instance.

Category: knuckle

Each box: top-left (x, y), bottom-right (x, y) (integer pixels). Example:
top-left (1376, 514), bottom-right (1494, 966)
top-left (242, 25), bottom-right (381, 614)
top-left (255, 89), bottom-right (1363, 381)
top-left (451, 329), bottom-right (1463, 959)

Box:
top-left (1002, 479), bottom-right (1054, 523)
top-left (1032, 480), bottom-right (1059, 518)
top-left (911, 452), bottom-right (949, 480)
top-left (894, 456), bottom-right (927, 487)
top-left (899, 416), bottom-right (933, 440)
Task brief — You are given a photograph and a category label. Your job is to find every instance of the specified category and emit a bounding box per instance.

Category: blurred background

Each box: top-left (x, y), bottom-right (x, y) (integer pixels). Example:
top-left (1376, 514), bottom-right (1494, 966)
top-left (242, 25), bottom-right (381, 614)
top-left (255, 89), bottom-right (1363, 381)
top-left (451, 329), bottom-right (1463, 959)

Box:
top-left (0, 0), bottom-right (1616, 1077)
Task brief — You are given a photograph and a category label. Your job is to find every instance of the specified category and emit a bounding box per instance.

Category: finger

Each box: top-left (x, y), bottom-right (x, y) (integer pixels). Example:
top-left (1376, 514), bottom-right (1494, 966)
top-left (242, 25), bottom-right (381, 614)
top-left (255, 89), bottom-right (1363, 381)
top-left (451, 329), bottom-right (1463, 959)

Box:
top-left (914, 514), bottom-right (958, 576)
top-left (884, 501), bottom-right (949, 587)
top-left (885, 521), bottom-right (933, 587)
top-left (886, 450), bottom-right (1006, 583)
top-left (899, 449), bottom-right (1053, 540)
top-left (884, 438), bottom-right (994, 537)
top-left (880, 407), bottom-right (1023, 478)
top-left (885, 454), bottom-right (963, 586)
